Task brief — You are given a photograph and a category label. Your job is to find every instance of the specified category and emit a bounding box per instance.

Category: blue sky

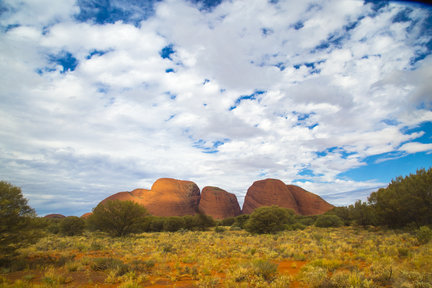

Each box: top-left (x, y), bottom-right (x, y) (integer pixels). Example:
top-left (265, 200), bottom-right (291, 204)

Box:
top-left (1, 0), bottom-right (431, 215)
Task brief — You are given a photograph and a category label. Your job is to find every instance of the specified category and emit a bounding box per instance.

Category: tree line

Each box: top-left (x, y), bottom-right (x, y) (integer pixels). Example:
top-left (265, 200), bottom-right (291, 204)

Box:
top-left (327, 168), bottom-right (432, 228)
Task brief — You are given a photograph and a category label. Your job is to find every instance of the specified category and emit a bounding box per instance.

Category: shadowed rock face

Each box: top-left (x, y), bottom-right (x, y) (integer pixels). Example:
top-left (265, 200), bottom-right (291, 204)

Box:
top-left (100, 178), bottom-right (200, 217)
top-left (242, 179), bottom-right (333, 215)
top-left (199, 186), bottom-right (241, 219)
top-left (44, 214), bottom-right (65, 218)
top-left (287, 185), bottom-right (334, 215)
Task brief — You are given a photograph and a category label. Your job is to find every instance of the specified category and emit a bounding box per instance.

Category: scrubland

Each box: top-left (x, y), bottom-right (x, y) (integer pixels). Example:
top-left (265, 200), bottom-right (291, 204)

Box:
top-left (1, 226), bottom-right (431, 288)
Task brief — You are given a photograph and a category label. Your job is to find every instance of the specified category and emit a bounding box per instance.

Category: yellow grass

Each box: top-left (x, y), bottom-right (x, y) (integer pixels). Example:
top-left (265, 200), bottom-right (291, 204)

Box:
top-left (1, 226), bottom-right (431, 287)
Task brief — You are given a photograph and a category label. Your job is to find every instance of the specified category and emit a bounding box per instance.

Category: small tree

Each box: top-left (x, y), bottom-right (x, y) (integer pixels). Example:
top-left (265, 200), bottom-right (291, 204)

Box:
top-left (245, 206), bottom-right (295, 234)
top-left (60, 216), bottom-right (85, 236)
top-left (87, 200), bottom-right (149, 237)
top-left (315, 214), bottom-right (343, 228)
top-left (0, 181), bottom-right (41, 259)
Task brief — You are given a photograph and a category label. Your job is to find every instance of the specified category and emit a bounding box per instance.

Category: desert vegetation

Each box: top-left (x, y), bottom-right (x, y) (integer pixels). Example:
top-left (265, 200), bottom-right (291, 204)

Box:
top-left (0, 168), bottom-right (431, 287)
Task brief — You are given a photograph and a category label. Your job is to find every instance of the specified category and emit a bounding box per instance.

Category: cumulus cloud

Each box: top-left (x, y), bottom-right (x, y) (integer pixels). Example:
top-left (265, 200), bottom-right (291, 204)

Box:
top-left (0, 0), bottom-right (431, 214)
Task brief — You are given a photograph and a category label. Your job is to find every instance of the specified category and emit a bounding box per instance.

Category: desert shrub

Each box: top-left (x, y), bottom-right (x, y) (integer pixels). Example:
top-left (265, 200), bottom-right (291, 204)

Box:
top-left (300, 265), bottom-right (328, 288)
top-left (330, 270), bottom-right (373, 288)
top-left (219, 217), bottom-right (235, 226)
top-left (60, 216), bottom-right (85, 236)
top-left (91, 257), bottom-right (127, 274)
top-left (45, 219), bottom-right (62, 234)
top-left (233, 214), bottom-right (250, 229)
top-left (295, 215), bottom-right (316, 226)
top-left (416, 226), bottom-right (432, 245)
top-left (245, 206), bottom-right (294, 234)
top-left (288, 222), bottom-right (306, 230)
top-left (214, 226), bottom-right (225, 233)
top-left (0, 181), bottom-right (42, 260)
top-left (368, 261), bottom-right (393, 286)
top-left (251, 259), bottom-right (278, 281)
top-left (182, 215), bottom-right (197, 230)
top-left (87, 200), bottom-right (149, 236)
top-left (314, 214), bottom-right (343, 228)
top-left (193, 213), bottom-right (216, 230)
top-left (197, 276), bottom-right (220, 288)
top-left (163, 217), bottom-right (185, 232)
top-left (326, 206), bottom-right (353, 225)
top-left (129, 259), bottom-right (155, 272)
top-left (147, 216), bottom-right (164, 232)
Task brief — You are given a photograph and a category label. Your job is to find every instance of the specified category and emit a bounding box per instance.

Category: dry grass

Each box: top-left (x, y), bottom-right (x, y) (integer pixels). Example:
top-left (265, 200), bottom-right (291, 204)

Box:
top-left (0, 226), bottom-right (431, 287)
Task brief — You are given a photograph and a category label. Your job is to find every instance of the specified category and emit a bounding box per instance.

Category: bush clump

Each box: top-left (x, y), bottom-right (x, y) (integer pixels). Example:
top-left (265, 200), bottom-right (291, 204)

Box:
top-left (87, 200), bottom-right (149, 237)
top-left (416, 226), bottom-right (432, 245)
top-left (244, 206), bottom-right (295, 234)
top-left (314, 214), bottom-right (343, 228)
top-left (60, 216), bottom-right (85, 236)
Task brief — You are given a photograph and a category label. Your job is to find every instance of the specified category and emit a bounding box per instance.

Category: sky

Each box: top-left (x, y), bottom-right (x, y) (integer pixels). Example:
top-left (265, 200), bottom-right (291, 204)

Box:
top-left (1, 0), bottom-right (431, 216)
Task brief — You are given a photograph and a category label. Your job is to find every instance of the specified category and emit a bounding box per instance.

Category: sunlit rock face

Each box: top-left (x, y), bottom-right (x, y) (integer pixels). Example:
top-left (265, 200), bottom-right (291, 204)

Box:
top-left (199, 186), bottom-right (241, 219)
top-left (242, 179), bottom-right (333, 215)
top-left (100, 178), bottom-right (200, 217)
top-left (242, 179), bottom-right (300, 214)
top-left (80, 212), bottom-right (92, 218)
top-left (99, 177), bottom-right (333, 218)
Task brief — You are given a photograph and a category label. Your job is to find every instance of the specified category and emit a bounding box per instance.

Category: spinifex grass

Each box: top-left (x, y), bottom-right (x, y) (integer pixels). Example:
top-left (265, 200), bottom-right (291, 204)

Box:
top-left (0, 227), bottom-right (430, 287)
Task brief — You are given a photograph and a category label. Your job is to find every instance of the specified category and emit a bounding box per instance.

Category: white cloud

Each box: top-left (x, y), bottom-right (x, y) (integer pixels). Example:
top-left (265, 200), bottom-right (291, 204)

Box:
top-left (0, 0), bottom-right (431, 215)
top-left (400, 142), bottom-right (432, 154)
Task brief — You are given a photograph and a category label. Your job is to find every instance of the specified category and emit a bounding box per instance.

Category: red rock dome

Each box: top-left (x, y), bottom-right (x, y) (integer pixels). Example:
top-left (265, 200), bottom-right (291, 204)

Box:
top-left (199, 186), bottom-right (241, 219)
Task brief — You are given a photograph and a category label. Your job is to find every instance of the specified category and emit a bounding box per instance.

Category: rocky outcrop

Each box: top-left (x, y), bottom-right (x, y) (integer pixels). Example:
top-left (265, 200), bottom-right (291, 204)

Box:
top-left (80, 212), bottom-right (92, 218)
top-left (287, 185), bottom-right (334, 215)
top-left (242, 179), bottom-right (300, 214)
top-left (44, 214), bottom-right (65, 219)
top-left (99, 177), bottom-right (333, 218)
top-left (100, 178), bottom-right (200, 217)
top-left (242, 179), bottom-right (333, 215)
top-left (199, 186), bottom-right (241, 219)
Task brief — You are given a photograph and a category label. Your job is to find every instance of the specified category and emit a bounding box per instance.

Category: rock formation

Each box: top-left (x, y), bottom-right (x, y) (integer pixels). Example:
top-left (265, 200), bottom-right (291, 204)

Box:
top-left (80, 212), bottom-right (92, 218)
top-left (242, 178), bottom-right (333, 215)
top-left (199, 186), bottom-right (241, 219)
top-left (242, 179), bottom-right (300, 214)
top-left (44, 214), bottom-right (65, 219)
top-left (287, 185), bottom-right (334, 215)
top-left (99, 177), bottom-right (334, 218)
top-left (100, 178), bottom-right (200, 217)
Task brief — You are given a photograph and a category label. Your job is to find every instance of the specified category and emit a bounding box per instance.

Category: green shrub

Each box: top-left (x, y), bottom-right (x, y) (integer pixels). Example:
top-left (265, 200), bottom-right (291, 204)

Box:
top-left (148, 217), bottom-right (165, 232)
top-left (214, 226), bottom-right (226, 233)
top-left (60, 216), bottom-right (85, 236)
top-left (245, 206), bottom-right (294, 234)
top-left (87, 200), bottom-right (149, 236)
top-left (314, 214), bottom-right (343, 228)
top-left (219, 217), bottom-right (235, 226)
top-left (233, 214), bottom-right (250, 229)
top-left (416, 226), bottom-right (432, 245)
top-left (163, 217), bottom-right (185, 232)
